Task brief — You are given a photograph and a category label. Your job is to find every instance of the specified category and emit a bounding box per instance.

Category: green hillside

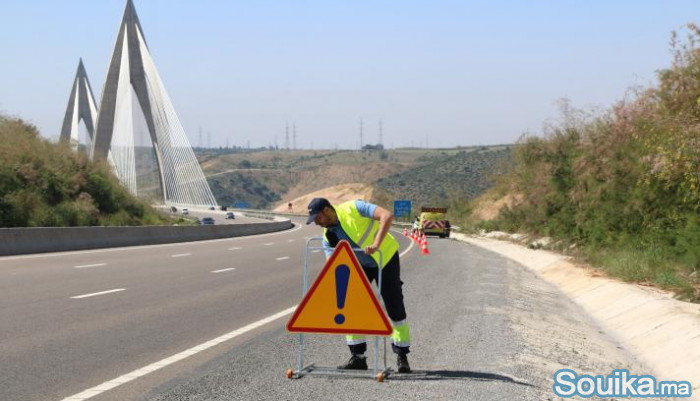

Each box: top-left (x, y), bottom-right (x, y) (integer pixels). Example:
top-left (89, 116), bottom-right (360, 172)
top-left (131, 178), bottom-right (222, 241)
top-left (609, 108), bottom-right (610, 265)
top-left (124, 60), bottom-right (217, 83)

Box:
top-left (376, 146), bottom-right (513, 208)
top-left (197, 146), bottom-right (512, 211)
top-left (0, 115), bottom-right (176, 227)
top-left (483, 25), bottom-right (700, 300)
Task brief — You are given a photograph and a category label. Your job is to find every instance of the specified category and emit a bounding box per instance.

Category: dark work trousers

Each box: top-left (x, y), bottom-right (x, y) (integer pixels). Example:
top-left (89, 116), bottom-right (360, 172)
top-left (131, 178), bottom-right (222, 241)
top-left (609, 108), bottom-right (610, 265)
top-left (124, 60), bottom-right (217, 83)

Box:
top-left (348, 251), bottom-right (409, 355)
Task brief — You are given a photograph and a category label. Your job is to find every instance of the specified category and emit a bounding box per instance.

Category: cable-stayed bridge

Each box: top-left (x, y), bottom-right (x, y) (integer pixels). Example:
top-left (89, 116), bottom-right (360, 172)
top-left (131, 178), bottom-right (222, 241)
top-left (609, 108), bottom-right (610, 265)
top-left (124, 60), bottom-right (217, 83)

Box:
top-left (60, 0), bottom-right (217, 208)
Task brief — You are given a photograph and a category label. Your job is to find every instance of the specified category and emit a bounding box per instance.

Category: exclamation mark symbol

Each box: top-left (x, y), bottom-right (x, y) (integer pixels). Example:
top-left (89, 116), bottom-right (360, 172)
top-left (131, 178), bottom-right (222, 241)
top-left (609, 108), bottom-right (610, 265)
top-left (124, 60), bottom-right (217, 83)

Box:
top-left (334, 264), bottom-right (350, 325)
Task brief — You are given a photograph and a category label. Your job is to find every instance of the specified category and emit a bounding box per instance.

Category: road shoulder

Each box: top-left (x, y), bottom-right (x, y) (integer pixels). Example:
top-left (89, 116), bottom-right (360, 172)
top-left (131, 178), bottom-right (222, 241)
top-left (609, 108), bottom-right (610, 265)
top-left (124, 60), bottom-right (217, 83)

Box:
top-left (453, 232), bottom-right (700, 398)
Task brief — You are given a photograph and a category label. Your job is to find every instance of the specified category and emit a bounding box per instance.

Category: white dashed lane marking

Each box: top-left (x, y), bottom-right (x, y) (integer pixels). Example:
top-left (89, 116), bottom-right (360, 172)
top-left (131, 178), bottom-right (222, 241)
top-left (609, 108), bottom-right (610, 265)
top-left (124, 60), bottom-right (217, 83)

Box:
top-left (74, 263), bottom-right (107, 269)
top-left (275, 256), bottom-right (290, 261)
top-left (228, 247), bottom-right (241, 251)
top-left (171, 253), bottom-right (192, 258)
top-left (264, 243), bottom-right (274, 246)
top-left (211, 268), bottom-right (236, 273)
top-left (70, 289), bottom-right (126, 299)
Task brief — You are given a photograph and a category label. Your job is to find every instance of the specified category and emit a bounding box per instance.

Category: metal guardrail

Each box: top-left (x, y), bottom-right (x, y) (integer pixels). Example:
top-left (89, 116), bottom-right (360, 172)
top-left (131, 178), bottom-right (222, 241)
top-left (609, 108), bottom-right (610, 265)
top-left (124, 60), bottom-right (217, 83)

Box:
top-left (230, 208), bottom-right (462, 230)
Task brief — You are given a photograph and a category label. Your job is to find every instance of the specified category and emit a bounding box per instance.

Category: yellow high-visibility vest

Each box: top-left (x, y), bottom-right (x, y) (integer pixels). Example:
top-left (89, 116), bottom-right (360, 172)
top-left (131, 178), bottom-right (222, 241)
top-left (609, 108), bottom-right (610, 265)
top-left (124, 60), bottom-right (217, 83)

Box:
top-left (323, 201), bottom-right (399, 268)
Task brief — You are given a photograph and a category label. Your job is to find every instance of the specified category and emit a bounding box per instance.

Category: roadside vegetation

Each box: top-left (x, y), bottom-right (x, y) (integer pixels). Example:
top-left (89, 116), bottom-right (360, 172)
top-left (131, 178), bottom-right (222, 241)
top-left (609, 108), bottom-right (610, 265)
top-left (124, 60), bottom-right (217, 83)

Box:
top-left (0, 115), bottom-right (178, 227)
top-left (470, 25), bottom-right (700, 301)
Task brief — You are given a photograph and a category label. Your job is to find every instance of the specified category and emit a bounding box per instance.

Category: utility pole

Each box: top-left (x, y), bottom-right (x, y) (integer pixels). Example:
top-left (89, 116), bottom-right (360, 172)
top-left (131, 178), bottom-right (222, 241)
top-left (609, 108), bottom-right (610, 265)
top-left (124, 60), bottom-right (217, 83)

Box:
top-left (359, 118), bottom-right (364, 150)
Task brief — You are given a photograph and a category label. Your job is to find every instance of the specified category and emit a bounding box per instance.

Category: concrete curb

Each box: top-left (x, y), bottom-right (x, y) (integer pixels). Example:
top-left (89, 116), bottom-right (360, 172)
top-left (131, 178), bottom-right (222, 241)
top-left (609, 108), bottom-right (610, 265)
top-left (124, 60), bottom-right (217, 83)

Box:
top-left (451, 232), bottom-right (700, 398)
top-left (0, 220), bottom-right (293, 256)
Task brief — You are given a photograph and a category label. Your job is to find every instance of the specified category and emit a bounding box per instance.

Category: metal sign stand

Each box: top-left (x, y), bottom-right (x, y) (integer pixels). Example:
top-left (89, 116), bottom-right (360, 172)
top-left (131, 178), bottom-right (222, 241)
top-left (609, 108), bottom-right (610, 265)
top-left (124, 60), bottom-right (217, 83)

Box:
top-left (286, 237), bottom-right (393, 382)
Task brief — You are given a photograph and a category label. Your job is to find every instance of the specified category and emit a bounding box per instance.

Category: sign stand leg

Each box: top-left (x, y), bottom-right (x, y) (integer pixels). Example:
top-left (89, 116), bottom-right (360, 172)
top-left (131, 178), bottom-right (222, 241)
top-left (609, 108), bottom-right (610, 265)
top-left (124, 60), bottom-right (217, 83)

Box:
top-left (288, 238), bottom-right (393, 381)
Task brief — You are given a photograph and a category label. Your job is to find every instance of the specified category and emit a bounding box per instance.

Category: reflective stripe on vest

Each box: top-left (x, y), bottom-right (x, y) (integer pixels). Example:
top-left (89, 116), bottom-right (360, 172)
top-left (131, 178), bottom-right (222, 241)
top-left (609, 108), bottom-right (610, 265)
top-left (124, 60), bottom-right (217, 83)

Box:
top-left (323, 200), bottom-right (399, 268)
top-left (346, 320), bottom-right (410, 347)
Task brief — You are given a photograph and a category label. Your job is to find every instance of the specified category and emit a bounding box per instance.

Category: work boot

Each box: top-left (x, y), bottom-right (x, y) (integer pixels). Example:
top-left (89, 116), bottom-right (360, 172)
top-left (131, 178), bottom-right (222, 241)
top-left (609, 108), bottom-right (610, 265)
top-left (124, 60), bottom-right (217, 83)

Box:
top-left (397, 353), bottom-right (411, 373)
top-left (338, 354), bottom-right (368, 370)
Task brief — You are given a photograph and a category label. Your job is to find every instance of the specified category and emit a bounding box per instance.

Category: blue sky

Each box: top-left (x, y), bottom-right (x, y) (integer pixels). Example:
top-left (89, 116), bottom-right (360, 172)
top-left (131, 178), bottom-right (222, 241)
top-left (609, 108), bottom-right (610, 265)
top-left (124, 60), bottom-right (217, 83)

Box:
top-left (1, 1), bottom-right (698, 149)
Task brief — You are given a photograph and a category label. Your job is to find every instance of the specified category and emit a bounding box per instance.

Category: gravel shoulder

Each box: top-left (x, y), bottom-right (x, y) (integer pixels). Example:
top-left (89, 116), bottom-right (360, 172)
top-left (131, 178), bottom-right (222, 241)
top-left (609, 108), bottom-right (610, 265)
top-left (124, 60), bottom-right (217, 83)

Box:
top-left (454, 232), bottom-right (700, 400)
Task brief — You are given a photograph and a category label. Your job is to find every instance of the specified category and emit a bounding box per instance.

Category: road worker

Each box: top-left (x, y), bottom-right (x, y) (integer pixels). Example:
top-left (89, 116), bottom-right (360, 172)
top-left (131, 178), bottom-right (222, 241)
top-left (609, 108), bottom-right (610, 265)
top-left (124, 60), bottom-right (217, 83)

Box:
top-left (307, 197), bottom-right (412, 373)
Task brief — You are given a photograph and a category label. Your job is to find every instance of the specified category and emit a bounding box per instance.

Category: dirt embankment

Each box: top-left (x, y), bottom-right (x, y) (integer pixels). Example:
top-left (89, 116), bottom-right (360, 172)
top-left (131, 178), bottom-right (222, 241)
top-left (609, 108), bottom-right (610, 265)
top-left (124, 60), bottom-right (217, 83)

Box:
top-left (472, 193), bottom-right (522, 220)
top-left (272, 183), bottom-right (374, 212)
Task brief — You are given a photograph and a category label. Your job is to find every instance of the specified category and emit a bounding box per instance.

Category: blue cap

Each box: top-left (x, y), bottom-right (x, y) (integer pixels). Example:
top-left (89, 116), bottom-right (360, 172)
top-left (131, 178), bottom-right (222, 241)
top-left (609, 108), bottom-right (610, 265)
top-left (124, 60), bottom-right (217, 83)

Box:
top-left (306, 197), bottom-right (331, 224)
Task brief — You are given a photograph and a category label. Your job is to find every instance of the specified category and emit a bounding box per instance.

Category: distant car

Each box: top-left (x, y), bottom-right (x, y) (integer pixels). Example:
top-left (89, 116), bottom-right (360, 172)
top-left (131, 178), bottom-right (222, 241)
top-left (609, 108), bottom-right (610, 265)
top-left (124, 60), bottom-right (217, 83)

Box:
top-left (200, 217), bottom-right (215, 225)
top-left (170, 206), bottom-right (178, 212)
top-left (208, 206), bottom-right (216, 210)
top-left (225, 211), bottom-right (235, 219)
top-left (220, 206), bottom-right (228, 211)
top-left (182, 208), bottom-right (189, 215)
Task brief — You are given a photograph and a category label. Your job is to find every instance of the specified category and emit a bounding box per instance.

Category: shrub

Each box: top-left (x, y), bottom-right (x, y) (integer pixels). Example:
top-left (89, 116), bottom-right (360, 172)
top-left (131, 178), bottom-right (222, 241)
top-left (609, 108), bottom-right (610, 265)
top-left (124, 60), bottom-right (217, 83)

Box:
top-left (486, 25), bottom-right (700, 300)
top-left (0, 114), bottom-right (172, 227)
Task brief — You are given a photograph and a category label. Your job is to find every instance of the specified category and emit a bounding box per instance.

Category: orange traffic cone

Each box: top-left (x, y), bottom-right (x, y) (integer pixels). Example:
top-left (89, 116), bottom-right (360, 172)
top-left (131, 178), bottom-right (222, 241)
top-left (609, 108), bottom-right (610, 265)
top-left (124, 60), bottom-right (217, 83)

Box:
top-left (421, 238), bottom-right (430, 255)
top-left (403, 227), bottom-right (408, 236)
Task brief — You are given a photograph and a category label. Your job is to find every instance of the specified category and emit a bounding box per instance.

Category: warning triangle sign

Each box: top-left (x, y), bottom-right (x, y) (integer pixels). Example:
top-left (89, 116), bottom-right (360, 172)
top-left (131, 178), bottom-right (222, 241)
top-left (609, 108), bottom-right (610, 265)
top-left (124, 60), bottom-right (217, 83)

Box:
top-left (287, 240), bottom-right (393, 335)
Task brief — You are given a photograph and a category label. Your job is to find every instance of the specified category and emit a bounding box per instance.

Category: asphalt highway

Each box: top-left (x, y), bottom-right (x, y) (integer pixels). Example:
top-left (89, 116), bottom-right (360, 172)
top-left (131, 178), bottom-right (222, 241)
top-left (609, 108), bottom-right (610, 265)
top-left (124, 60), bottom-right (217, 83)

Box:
top-left (1, 218), bottom-right (325, 400)
top-left (0, 219), bottom-right (651, 401)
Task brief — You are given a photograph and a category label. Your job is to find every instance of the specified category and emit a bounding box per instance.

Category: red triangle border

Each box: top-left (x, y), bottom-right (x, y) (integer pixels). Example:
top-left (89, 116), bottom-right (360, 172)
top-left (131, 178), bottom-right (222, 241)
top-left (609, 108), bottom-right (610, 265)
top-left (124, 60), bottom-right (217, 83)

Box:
top-left (286, 240), bottom-right (393, 335)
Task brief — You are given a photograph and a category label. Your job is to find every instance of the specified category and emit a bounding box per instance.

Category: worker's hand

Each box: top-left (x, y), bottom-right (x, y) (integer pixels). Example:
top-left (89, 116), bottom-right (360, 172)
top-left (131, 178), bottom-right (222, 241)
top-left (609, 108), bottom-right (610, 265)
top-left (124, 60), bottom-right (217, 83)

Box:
top-left (364, 244), bottom-right (378, 255)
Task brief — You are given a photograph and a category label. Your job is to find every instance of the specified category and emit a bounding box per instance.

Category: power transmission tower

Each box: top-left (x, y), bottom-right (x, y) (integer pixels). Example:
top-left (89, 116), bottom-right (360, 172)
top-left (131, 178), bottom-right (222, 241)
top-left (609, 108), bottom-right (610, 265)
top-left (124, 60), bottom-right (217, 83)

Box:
top-left (293, 123), bottom-right (297, 150)
top-left (285, 123), bottom-right (290, 150)
top-left (207, 132), bottom-right (211, 149)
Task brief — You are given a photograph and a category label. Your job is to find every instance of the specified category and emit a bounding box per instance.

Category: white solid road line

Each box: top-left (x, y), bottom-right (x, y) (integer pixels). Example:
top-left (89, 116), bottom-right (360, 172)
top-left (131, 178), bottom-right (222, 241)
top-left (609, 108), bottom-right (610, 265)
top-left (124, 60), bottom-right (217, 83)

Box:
top-left (171, 253), bottom-right (192, 258)
top-left (211, 268), bottom-right (236, 273)
top-left (0, 223), bottom-right (303, 261)
top-left (264, 242), bottom-right (274, 246)
top-left (228, 247), bottom-right (241, 250)
top-left (60, 231), bottom-right (414, 399)
top-left (60, 306), bottom-right (297, 401)
top-left (74, 263), bottom-right (107, 269)
top-left (70, 289), bottom-right (126, 299)
top-left (275, 256), bottom-right (290, 261)
top-left (399, 241), bottom-right (414, 258)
